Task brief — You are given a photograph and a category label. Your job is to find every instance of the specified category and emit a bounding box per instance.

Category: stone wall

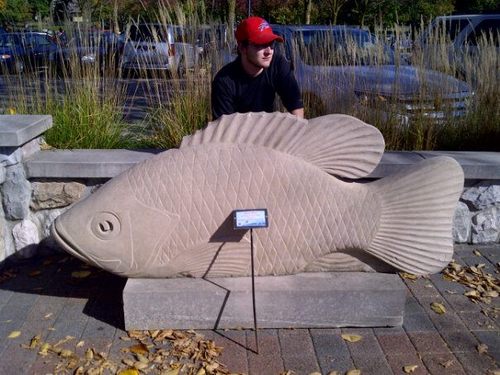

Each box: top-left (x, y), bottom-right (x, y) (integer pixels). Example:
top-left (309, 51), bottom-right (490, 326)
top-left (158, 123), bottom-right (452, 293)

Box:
top-left (1, 166), bottom-right (499, 266)
top-left (454, 182), bottom-right (500, 244)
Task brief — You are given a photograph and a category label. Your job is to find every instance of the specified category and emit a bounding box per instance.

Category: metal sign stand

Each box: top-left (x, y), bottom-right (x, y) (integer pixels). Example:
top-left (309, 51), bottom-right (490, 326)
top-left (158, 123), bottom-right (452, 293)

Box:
top-left (250, 228), bottom-right (259, 353)
top-left (233, 209), bottom-right (268, 354)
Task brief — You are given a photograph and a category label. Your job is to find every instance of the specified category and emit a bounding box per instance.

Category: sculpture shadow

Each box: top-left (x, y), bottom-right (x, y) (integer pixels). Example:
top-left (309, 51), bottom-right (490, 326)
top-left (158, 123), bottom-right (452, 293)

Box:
top-left (0, 246), bottom-right (127, 330)
top-left (203, 212), bottom-right (259, 352)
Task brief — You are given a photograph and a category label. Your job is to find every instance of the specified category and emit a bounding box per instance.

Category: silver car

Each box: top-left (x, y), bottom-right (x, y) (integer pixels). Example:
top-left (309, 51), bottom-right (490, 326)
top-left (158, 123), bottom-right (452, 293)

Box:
top-left (272, 25), bottom-right (472, 125)
top-left (121, 23), bottom-right (177, 74)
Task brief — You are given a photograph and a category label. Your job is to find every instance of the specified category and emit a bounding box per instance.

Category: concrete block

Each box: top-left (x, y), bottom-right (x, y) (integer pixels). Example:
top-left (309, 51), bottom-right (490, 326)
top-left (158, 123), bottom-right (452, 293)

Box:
top-left (0, 115), bottom-right (52, 147)
top-left (24, 149), bottom-right (159, 178)
top-left (123, 272), bottom-right (406, 330)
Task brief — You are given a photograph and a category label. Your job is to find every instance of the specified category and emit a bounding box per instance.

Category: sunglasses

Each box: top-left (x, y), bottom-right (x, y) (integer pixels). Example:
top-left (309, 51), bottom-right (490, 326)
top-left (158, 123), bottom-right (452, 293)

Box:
top-left (249, 41), bottom-right (276, 50)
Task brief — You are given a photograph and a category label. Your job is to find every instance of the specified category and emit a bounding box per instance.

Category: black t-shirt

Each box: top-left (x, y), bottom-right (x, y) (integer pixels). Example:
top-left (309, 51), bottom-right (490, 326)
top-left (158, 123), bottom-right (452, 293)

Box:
top-left (211, 54), bottom-right (303, 119)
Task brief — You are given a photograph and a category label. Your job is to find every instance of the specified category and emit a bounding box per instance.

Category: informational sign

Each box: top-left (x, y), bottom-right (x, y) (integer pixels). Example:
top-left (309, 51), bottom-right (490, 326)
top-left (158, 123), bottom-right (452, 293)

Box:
top-left (233, 209), bottom-right (268, 229)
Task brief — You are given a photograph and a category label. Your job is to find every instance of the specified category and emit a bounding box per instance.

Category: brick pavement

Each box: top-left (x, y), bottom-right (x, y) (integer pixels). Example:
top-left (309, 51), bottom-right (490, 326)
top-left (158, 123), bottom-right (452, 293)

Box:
top-left (0, 244), bottom-right (498, 375)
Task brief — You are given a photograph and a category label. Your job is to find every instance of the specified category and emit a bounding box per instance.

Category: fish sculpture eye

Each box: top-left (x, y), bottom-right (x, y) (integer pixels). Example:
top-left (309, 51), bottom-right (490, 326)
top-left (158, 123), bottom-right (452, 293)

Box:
top-left (90, 212), bottom-right (121, 240)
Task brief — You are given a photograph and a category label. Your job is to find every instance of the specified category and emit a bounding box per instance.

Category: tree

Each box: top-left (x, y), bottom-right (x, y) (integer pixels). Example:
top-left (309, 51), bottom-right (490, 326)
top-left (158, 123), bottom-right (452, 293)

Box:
top-left (325, 0), bottom-right (348, 24)
top-left (0, 0), bottom-right (32, 23)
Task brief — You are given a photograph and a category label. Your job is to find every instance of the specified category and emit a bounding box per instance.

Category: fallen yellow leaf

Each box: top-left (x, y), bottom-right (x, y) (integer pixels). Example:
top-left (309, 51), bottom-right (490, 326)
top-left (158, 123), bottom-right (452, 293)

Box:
top-left (38, 343), bottom-right (51, 356)
top-left (399, 272), bottom-right (418, 280)
top-left (71, 271), bottom-right (91, 278)
top-left (403, 365), bottom-right (418, 373)
top-left (477, 343), bottom-right (488, 354)
top-left (341, 334), bottom-right (363, 343)
top-left (346, 370), bottom-right (361, 375)
top-left (163, 368), bottom-right (180, 375)
top-left (60, 349), bottom-right (73, 358)
top-left (76, 340), bottom-right (85, 348)
top-left (117, 370), bottom-right (139, 375)
top-left (430, 302), bottom-right (446, 314)
top-left (7, 108), bottom-right (16, 115)
top-left (440, 359), bottom-right (454, 368)
top-left (7, 331), bottom-right (21, 339)
top-left (129, 343), bottom-right (149, 356)
top-left (473, 250), bottom-right (482, 256)
top-left (196, 368), bottom-right (206, 375)
top-left (29, 335), bottom-right (41, 348)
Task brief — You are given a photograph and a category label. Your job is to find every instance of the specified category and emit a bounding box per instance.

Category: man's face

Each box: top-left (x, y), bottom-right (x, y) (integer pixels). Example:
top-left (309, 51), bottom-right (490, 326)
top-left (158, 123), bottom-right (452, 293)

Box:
top-left (242, 41), bottom-right (275, 69)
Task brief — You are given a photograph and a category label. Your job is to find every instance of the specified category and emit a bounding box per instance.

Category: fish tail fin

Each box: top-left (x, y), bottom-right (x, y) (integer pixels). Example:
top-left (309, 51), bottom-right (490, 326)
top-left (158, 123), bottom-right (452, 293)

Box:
top-left (367, 156), bottom-right (464, 275)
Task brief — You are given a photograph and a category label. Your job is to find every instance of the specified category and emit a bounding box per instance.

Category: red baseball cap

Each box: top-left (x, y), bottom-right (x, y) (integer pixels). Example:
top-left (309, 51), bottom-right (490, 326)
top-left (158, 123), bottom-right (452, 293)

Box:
top-left (235, 16), bottom-right (284, 44)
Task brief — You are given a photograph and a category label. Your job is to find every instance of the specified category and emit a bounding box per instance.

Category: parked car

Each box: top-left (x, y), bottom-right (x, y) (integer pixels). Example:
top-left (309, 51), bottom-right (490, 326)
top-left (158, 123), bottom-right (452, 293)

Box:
top-left (171, 25), bottom-right (206, 73)
top-left (418, 14), bottom-right (500, 75)
top-left (271, 25), bottom-right (472, 125)
top-left (0, 32), bottom-right (65, 74)
top-left (121, 23), bottom-right (177, 75)
top-left (63, 30), bottom-right (123, 74)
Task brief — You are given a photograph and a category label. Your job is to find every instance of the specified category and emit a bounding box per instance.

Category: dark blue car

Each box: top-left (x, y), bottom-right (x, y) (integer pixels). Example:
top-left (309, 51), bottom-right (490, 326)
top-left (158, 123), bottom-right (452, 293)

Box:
top-left (0, 32), bottom-right (65, 74)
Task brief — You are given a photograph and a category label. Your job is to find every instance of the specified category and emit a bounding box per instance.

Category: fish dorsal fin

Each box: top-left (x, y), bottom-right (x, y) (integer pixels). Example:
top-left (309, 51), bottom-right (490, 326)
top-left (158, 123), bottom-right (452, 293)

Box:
top-left (180, 112), bottom-right (385, 178)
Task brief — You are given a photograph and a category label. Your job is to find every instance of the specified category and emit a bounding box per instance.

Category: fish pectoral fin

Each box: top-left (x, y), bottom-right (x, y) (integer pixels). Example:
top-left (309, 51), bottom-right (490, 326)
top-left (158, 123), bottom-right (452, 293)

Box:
top-left (304, 250), bottom-right (395, 272)
top-left (168, 242), bottom-right (252, 277)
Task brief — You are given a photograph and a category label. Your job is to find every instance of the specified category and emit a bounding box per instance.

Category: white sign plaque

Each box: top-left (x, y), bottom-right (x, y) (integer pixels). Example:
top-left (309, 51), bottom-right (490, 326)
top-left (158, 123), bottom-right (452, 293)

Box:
top-left (233, 209), bottom-right (268, 229)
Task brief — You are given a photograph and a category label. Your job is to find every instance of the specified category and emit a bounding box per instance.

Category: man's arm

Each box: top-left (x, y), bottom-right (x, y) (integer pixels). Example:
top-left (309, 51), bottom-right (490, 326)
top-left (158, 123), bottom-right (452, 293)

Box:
top-left (291, 107), bottom-right (304, 118)
top-left (274, 55), bottom-right (304, 117)
top-left (211, 76), bottom-right (236, 120)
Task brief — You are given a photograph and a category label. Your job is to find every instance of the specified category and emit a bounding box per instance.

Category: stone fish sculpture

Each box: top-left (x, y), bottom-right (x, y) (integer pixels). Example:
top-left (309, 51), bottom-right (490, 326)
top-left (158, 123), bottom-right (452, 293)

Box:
top-left (52, 112), bottom-right (464, 278)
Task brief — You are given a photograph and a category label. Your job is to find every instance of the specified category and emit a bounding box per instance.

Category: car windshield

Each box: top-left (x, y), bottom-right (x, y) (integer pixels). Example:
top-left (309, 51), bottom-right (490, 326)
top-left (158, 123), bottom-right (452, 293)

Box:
top-left (291, 28), bottom-right (392, 66)
top-left (129, 24), bottom-right (169, 42)
top-left (430, 18), bottom-right (470, 43)
top-left (0, 34), bottom-right (22, 48)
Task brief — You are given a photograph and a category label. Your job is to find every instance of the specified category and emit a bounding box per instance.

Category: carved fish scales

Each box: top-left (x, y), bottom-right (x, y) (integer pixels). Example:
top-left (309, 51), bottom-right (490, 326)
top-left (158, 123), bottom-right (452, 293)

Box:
top-left (52, 112), bottom-right (464, 277)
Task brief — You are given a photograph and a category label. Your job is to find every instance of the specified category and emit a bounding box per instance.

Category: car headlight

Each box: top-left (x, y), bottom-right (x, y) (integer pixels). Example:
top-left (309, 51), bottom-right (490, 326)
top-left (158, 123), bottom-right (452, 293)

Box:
top-left (81, 54), bottom-right (96, 63)
top-left (0, 54), bottom-right (12, 60)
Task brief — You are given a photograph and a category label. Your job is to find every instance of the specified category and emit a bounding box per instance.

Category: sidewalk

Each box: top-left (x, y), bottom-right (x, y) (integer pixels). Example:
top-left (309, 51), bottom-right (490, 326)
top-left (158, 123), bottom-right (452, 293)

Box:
top-left (0, 244), bottom-right (498, 375)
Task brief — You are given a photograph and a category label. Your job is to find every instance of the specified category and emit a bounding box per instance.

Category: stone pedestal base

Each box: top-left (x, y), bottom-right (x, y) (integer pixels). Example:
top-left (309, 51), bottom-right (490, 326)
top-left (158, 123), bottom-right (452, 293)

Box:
top-left (123, 272), bottom-right (406, 330)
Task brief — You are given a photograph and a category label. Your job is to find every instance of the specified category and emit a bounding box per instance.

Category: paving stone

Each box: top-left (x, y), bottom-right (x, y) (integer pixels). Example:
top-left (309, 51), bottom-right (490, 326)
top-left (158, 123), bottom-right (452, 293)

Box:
top-left (0, 289), bottom-right (13, 311)
top-left (472, 331), bottom-right (500, 361)
top-left (0, 342), bottom-right (39, 374)
top-left (403, 312), bottom-right (437, 332)
top-left (417, 297), bottom-right (469, 332)
top-left (460, 255), bottom-right (498, 274)
top-left (429, 273), bottom-right (466, 294)
top-left (278, 329), bottom-right (320, 374)
top-left (46, 298), bottom-right (90, 341)
top-left (200, 330), bottom-right (249, 374)
top-left (341, 328), bottom-right (393, 375)
top-left (442, 293), bottom-right (482, 313)
top-left (404, 295), bottom-right (426, 314)
top-left (0, 292), bottom-right (39, 339)
top-left (407, 332), bottom-right (450, 354)
top-left (458, 311), bottom-right (498, 331)
top-left (376, 331), bottom-right (417, 355)
top-left (405, 278), bottom-right (441, 302)
top-left (246, 329), bottom-right (284, 375)
top-left (440, 330), bottom-right (480, 353)
top-left (420, 352), bottom-right (467, 374)
top-left (455, 351), bottom-right (499, 374)
top-left (385, 353), bottom-right (427, 375)
top-left (310, 329), bottom-right (354, 374)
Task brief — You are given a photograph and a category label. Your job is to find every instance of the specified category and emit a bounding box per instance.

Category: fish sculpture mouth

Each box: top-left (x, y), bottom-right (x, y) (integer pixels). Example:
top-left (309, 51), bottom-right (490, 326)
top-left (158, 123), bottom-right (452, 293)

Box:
top-left (51, 217), bottom-right (93, 265)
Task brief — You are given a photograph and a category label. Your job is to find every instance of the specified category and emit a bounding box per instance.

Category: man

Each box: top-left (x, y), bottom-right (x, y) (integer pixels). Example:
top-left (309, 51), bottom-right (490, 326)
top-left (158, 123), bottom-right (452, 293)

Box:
top-left (211, 16), bottom-right (304, 120)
